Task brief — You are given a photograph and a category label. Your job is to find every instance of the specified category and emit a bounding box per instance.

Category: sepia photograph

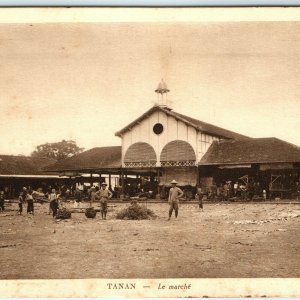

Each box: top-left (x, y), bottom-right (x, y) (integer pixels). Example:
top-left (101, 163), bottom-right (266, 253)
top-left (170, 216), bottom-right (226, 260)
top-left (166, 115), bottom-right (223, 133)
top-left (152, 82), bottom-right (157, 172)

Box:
top-left (0, 7), bottom-right (300, 297)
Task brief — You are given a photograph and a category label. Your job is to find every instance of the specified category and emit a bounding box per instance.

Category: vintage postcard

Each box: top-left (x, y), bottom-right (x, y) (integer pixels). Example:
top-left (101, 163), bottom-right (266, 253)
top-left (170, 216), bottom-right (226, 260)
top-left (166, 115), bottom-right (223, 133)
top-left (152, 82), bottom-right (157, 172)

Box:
top-left (0, 7), bottom-right (300, 298)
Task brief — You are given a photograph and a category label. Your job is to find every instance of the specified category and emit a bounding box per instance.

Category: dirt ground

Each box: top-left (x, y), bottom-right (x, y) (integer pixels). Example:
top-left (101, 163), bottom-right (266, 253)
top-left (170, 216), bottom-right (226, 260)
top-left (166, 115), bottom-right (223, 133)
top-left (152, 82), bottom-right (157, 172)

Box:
top-left (0, 201), bottom-right (300, 279)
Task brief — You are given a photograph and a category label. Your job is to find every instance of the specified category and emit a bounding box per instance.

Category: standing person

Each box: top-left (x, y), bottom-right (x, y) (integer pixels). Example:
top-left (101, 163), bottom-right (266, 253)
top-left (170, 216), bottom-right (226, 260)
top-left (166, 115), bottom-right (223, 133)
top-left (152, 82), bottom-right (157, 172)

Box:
top-left (26, 190), bottom-right (34, 214)
top-left (233, 182), bottom-right (238, 196)
top-left (26, 189), bottom-right (44, 215)
top-left (223, 182), bottom-right (229, 201)
top-left (49, 189), bottom-right (60, 218)
top-left (97, 182), bottom-right (112, 220)
top-left (0, 191), bottom-right (5, 212)
top-left (168, 180), bottom-right (184, 220)
top-left (89, 186), bottom-right (98, 207)
top-left (18, 192), bottom-right (23, 215)
top-left (196, 185), bottom-right (204, 211)
top-left (74, 188), bottom-right (82, 208)
top-left (21, 187), bottom-right (27, 200)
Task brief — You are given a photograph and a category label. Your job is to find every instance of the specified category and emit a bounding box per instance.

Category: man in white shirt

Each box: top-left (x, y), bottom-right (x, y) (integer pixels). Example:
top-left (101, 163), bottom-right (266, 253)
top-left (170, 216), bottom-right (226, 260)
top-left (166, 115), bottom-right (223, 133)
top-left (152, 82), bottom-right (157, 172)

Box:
top-left (168, 180), bottom-right (184, 220)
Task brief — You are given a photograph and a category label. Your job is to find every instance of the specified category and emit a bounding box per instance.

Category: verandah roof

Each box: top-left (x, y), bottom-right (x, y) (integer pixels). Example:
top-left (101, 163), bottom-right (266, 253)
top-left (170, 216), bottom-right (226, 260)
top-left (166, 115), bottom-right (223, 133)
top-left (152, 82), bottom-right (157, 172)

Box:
top-left (199, 138), bottom-right (300, 166)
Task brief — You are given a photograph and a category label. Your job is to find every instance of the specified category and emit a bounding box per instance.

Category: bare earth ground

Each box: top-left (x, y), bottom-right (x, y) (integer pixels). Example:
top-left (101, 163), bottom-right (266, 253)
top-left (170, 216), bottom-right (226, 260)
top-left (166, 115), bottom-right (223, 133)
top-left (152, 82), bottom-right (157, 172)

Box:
top-left (0, 201), bottom-right (299, 279)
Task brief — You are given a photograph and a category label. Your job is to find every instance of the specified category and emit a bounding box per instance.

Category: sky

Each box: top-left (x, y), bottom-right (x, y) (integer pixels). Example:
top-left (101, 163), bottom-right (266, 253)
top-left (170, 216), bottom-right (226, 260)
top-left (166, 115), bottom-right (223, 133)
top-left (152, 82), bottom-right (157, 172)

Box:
top-left (1, 19), bottom-right (300, 155)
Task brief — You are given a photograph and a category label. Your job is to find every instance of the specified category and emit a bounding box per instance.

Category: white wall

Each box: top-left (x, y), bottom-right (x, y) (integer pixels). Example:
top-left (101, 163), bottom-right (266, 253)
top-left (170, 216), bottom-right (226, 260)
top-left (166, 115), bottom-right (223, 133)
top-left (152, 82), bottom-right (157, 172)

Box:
top-left (121, 109), bottom-right (219, 166)
top-left (197, 132), bottom-right (220, 161)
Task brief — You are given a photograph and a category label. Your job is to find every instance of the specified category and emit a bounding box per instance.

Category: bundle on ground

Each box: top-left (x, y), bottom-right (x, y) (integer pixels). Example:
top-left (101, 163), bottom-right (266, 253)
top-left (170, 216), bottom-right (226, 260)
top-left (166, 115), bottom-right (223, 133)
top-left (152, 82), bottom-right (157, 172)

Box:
top-left (85, 207), bottom-right (97, 218)
top-left (56, 208), bottom-right (72, 219)
top-left (116, 201), bottom-right (156, 220)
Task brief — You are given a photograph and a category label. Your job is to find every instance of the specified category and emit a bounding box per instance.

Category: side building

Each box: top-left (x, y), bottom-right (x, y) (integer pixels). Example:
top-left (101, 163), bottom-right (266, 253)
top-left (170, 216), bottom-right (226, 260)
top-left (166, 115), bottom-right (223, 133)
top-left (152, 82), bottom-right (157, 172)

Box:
top-left (0, 155), bottom-right (72, 198)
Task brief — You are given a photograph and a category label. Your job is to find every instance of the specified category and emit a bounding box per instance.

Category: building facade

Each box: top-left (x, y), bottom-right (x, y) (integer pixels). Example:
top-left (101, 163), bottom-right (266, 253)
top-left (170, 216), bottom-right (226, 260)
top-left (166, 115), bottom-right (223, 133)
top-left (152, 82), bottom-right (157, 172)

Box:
top-left (115, 80), bottom-right (248, 188)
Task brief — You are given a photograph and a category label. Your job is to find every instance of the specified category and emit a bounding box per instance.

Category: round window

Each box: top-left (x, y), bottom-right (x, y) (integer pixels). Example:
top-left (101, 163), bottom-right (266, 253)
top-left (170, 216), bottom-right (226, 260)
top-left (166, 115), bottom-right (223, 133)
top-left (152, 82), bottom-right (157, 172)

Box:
top-left (153, 123), bottom-right (164, 135)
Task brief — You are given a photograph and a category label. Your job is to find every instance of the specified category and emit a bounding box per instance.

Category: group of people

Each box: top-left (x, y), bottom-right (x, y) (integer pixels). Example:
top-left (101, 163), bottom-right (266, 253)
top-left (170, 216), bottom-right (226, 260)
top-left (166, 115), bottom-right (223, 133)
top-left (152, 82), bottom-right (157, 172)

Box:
top-left (0, 186), bottom-right (62, 217)
top-left (0, 179), bottom-right (199, 221)
top-left (197, 180), bottom-right (268, 201)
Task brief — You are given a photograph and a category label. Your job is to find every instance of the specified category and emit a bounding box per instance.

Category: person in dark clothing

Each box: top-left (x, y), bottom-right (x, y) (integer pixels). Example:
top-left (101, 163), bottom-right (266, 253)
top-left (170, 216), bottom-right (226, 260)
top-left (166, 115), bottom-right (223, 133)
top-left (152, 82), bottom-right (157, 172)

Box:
top-left (0, 191), bottom-right (5, 211)
top-left (196, 186), bottom-right (204, 211)
top-left (18, 192), bottom-right (23, 214)
top-left (49, 189), bottom-right (60, 217)
top-left (50, 198), bottom-right (59, 217)
top-left (26, 190), bottom-right (34, 214)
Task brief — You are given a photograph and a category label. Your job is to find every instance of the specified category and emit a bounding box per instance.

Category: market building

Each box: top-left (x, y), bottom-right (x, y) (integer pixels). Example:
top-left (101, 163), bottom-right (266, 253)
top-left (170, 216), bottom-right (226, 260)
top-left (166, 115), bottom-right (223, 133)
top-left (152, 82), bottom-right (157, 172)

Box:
top-left (46, 81), bottom-right (300, 200)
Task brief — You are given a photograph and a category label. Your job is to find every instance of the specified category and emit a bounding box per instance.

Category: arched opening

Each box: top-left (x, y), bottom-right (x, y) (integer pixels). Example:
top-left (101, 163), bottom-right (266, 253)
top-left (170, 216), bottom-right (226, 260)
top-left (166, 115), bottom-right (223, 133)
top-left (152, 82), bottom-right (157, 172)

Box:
top-left (124, 142), bottom-right (157, 168)
top-left (160, 140), bottom-right (196, 167)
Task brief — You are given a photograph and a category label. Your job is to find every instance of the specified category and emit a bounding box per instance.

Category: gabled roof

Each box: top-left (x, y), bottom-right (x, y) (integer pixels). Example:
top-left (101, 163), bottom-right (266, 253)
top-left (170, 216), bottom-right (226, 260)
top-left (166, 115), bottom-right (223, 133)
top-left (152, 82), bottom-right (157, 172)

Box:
top-left (45, 146), bottom-right (122, 172)
top-left (199, 138), bottom-right (300, 165)
top-left (0, 155), bottom-right (56, 175)
top-left (115, 105), bottom-right (250, 141)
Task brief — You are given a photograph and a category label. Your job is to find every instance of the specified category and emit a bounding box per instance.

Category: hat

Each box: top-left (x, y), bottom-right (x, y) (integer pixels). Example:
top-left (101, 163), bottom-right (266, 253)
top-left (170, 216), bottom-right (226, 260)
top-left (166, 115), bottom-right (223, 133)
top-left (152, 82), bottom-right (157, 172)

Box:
top-left (101, 182), bottom-right (108, 186)
top-left (171, 180), bottom-right (178, 184)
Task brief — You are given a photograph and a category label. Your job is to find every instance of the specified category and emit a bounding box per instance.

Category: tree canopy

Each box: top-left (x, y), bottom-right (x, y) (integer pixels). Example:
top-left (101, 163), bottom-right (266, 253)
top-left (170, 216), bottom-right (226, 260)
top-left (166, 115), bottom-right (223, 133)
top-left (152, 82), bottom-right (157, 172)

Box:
top-left (31, 140), bottom-right (84, 161)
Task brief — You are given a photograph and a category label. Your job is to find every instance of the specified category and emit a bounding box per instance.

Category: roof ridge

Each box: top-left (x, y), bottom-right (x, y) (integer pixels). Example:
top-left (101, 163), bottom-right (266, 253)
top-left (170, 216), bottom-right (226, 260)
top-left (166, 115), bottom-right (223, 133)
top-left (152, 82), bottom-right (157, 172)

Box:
top-left (168, 109), bottom-right (250, 140)
top-left (271, 137), bottom-right (300, 150)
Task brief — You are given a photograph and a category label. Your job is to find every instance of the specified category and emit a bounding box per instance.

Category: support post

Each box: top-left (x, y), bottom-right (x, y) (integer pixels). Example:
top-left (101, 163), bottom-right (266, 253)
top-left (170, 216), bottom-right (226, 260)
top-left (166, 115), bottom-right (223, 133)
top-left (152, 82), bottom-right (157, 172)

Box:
top-left (120, 169), bottom-right (125, 199)
top-left (196, 166), bottom-right (200, 200)
top-left (109, 173), bottom-right (112, 189)
top-left (156, 168), bottom-right (161, 199)
top-left (99, 173), bottom-right (102, 186)
top-left (90, 173), bottom-right (93, 187)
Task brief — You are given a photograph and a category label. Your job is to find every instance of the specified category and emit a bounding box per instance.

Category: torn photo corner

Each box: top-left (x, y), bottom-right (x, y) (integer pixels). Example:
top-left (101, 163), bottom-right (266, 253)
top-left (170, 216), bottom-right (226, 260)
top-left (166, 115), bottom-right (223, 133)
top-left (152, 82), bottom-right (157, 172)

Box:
top-left (0, 6), bottom-right (300, 298)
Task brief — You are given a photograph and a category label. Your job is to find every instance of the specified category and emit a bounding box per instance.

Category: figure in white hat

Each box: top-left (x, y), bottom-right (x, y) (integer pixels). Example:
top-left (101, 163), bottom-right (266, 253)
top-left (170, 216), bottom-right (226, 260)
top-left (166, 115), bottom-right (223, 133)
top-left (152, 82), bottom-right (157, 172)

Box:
top-left (168, 180), bottom-right (184, 220)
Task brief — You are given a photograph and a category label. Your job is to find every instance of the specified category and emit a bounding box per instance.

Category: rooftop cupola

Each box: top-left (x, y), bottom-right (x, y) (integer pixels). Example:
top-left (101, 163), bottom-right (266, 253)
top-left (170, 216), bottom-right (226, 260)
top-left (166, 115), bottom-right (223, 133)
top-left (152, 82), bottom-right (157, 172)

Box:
top-left (155, 79), bottom-right (170, 108)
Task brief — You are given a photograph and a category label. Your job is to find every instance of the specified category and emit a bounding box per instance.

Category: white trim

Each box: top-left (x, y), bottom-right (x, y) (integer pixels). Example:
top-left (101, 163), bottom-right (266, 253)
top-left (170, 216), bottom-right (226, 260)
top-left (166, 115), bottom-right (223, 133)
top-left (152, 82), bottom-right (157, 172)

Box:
top-left (0, 174), bottom-right (69, 178)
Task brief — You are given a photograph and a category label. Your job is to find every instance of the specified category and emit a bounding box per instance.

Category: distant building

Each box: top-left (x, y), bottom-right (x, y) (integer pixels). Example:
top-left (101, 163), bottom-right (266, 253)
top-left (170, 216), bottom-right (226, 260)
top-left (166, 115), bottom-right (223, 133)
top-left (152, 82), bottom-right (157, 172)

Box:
top-left (0, 155), bottom-right (71, 197)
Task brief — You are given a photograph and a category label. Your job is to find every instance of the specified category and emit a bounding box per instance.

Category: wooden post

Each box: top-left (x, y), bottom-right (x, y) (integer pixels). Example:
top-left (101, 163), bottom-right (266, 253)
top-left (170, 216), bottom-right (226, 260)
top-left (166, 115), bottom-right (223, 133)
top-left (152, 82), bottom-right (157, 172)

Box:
top-left (197, 166), bottom-right (200, 186)
top-left (196, 166), bottom-right (200, 200)
top-left (109, 173), bottom-right (112, 189)
top-left (99, 173), bottom-right (102, 186)
top-left (121, 169), bottom-right (125, 199)
top-left (156, 168), bottom-right (161, 199)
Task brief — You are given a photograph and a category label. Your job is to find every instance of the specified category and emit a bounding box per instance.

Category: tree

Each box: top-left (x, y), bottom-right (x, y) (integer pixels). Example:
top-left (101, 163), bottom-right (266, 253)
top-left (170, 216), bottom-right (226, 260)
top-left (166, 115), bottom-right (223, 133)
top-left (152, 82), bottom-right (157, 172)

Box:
top-left (31, 140), bottom-right (84, 161)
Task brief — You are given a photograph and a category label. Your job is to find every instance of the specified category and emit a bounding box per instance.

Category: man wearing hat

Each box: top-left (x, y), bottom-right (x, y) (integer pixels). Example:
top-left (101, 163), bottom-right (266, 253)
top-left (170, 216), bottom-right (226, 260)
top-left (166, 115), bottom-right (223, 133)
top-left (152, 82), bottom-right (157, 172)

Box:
top-left (168, 180), bottom-right (184, 220)
top-left (98, 182), bottom-right (112, 220)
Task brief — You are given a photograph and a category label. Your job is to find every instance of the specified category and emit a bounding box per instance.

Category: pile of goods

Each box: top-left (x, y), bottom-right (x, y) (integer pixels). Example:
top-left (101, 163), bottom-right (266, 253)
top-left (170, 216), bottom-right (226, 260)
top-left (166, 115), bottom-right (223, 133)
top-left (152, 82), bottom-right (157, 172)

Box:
top-left (116, 200), bottom-right (156, 220)
top-left (56, 208), bottom-right (72, 219)
top-left (85, 207), bottom-right (97, 218)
